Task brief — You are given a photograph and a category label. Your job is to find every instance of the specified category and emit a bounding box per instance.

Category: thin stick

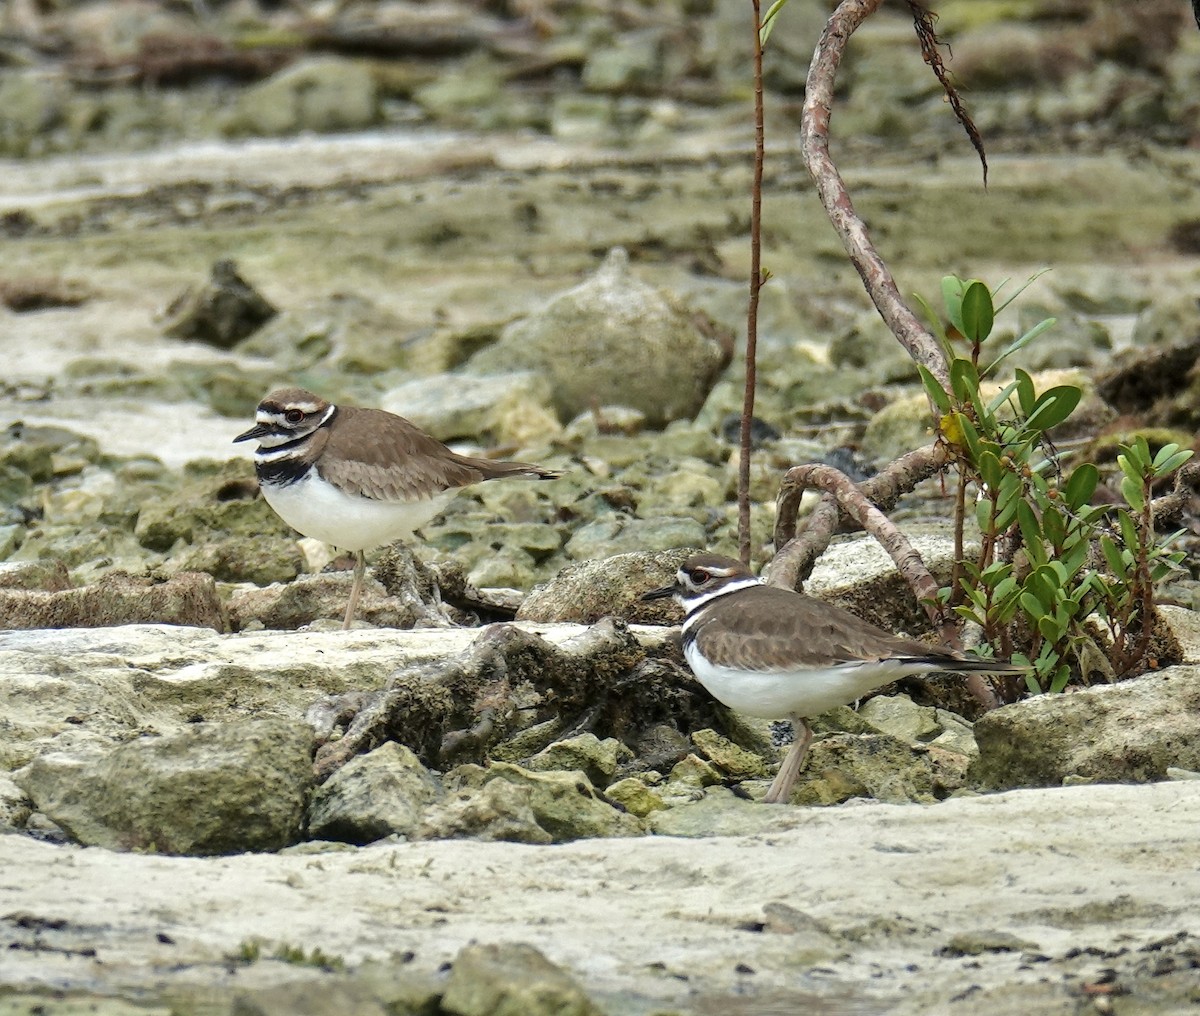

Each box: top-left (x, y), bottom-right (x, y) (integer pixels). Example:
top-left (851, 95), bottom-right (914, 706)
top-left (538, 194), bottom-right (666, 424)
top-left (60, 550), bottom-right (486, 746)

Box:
top-left (800, 0), bottom-right (950, 389)
top-left (738, 0), bottom-right (767, 566)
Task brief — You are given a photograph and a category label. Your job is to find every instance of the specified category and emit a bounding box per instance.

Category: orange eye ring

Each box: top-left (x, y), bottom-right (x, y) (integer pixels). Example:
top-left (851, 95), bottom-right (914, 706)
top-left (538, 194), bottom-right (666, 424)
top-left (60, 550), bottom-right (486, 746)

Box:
top-left (285, 409), bottom-right (304, 424)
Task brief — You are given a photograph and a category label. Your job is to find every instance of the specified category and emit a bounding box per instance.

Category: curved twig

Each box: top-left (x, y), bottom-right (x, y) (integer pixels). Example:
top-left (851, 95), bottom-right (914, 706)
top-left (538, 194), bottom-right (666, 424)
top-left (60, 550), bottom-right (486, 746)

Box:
top-left (769, 442), bottom-right (951, 591)
top-left (801, 0), bottom-right (951, 388)
top-left (775, 462), bottom-right (945, 613)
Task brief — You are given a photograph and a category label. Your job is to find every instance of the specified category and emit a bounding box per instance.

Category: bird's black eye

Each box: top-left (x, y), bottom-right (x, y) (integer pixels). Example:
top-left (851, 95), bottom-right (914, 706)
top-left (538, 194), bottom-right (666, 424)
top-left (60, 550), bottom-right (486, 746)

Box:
top-left (690, 568), bottom-right (710, 583)
top-left (284, 409), bottom-right (304, 424)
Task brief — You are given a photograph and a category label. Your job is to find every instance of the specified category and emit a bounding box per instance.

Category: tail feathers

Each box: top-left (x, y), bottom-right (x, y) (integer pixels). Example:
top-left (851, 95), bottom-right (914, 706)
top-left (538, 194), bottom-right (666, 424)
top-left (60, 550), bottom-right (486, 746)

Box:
top-left (905, 653), bottom-right (1028, 675)
top-left (467, 457), bottom-right (561, 481)
top-left (492, 462), bottom-right (561, 481)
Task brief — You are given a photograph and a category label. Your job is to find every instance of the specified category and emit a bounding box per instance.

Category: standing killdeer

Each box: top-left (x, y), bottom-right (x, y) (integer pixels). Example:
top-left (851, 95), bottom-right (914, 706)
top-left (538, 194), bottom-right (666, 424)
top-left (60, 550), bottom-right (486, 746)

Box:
top-left (235, 387), bottom-right (559, 629)
top-left (643, 552), bottom-right (1025, 804)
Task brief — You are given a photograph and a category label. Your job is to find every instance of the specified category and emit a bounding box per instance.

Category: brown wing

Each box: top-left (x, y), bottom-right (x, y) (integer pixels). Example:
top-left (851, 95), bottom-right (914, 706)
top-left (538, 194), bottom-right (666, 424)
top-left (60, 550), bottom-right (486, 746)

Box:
top-left (320, 406), bottom-right (556, 502)
top-left (690, 585), bottom-right (1015, 672)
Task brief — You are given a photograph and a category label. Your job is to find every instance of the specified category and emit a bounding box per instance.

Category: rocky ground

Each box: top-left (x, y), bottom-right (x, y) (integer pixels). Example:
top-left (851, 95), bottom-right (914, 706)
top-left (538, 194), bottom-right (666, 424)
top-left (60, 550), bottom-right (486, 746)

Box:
top-left (5, 0), bottom-right (1200, 1013)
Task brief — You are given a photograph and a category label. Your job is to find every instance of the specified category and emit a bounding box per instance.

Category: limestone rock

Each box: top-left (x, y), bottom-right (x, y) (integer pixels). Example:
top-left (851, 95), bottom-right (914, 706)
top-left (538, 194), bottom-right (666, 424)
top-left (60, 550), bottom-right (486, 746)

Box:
top-left (0, 559), bottom-right (71, 592)
top-left (468, 248), bottom-right (730, 427)
top-left (516, 549), bottom-right (692, 625)
top-left (134, 458), bottom-right (292, 552)
top-left (648, 786), bottom-right (800, 837)
top-left (857, 694), bottom-right (942, 744)
top-left (228, 571), bottom-right (450, 631)
top-left (380, 371), bottom-right (559, 445)
top-left (228, 57), bottom-right (378, 136)
top-left (603, 776), bottom-right (666, 818)
top-left (792, 733), bottom-right (935, 806)
top-left (308, 741), bottom-right (441, 844)
top-left (0, 571), bottom-right (225, 631)
top-left (970, 665), bottom-right (1200, 790)
top-left (522, 733), bottom-right (631, 788)
top-left (437, 762), bottom-right (644, 842)
top-left (0, 773), bottom-right (33, 830)
top-left (1, 421), bottom-right (100, 487)
top-left (691, 728), bottom-right (771, 780)
top-left (418, 777), bottom-right (554, 845)
top-left (236, 294), bottom-right (415, 374)
top-left (440, 942), bottom-right (603, 1016)
top-left (13, 719), bottom-right (314, 855)
top-left (665, 752), bottom-right (723, 793)
top-left (562, 515), bottom-right (705, 564)
top-left (160, 260), bottom-right (277, 349)
top-left (171, 534), bottom-right (304, 587)
top-left (0, 622), bottom-right (651, 772)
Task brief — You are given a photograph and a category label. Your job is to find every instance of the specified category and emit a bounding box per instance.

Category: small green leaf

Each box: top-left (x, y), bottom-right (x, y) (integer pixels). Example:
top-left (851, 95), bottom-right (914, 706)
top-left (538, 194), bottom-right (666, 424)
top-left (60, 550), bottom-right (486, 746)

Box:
top-left (1028, 567), bottom-right (1059, 609)
top-left (759, 0), bottom-right (790, 45)
top-left (1042, 505), bottom-right (1066, 548)
top-left (960, 280), bottom-right (995, 344)
top-left (913, 291), bottom-right (951, 351)
top-left (1117, 452), bottom-right (1144, 486)
top-left (1063, 463), bottom-right (1099, 511)
top-left (1014, 369), bottom-right (1036, 416)
top-left (986, 379), bottom-right (1021, 416)
top-left (984, 316), bottom-right (1057, 375)
top-left (1048, 663), bottom-right (1072, 693)
top-left (917, 364), bottom-right (952, 413)
top-left (1155, 448), bottom-right (1193, 477)
top-left (1016, 499), bottom-right (1041, 552)
top-left (992, 267), bottom-right (1052, 315)
top-left (977, 449), bottom-right (1005, 491)
top-left (1120, 474), bottom-right (1145, 513)
top-left (975, 496), bottom-right (994, 535)
top-left (1100, 536), bottom-right (1126, 576)
top-left (1038, 615), bottom-right (1063, 642)
top-left (942, 276), bottom-right (967, 333)
top-left (949, 358), bottom-right (981, 404)
top-left (1020, 590), bottom-right (1046, 620)
top-left (1118, 511), bottom-right (1140, 551)
top-left (1025, 386), bottom-right (1082, 432)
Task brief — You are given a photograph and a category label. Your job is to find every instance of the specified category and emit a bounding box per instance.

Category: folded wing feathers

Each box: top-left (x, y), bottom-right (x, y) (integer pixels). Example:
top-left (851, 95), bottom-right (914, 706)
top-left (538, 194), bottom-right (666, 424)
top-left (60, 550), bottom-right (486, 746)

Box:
top-left (320, 406), bottom-right (558, 501)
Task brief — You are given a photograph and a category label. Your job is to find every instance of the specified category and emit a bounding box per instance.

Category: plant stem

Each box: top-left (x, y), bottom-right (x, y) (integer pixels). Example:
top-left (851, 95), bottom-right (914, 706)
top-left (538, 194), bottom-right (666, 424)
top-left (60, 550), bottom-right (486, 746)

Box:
top-left (739, 0), bottom-right (766, 566)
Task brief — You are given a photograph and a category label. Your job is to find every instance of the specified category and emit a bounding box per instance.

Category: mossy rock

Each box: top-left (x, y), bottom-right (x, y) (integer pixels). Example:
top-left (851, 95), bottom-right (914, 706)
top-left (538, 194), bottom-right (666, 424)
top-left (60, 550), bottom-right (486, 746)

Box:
top-left (134, 459), bottom-right (292, 551)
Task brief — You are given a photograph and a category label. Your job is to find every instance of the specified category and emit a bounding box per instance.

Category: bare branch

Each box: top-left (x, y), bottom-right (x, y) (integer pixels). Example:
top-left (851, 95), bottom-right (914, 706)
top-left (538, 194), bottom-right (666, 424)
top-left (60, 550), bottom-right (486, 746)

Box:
top-left (768, 441), bottom-right (951, 591)
top-left (800, 0), bottom-right (951, 388)
top-left (739, 0), bottom-right (767, 565)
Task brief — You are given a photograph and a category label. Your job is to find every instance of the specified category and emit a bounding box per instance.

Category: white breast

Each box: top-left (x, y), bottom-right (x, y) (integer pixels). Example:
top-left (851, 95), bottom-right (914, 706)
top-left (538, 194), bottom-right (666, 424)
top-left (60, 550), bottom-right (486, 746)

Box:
top-left (683, 643), bottom-right (936, 720)
top-left (262, 472), bottom-right (455, 552)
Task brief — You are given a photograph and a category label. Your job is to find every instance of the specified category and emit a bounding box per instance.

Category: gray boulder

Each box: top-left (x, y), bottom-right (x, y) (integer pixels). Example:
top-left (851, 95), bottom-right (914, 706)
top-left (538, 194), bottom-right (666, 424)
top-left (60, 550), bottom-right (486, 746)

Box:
top-left (0, 571), bottom-right (225, 631)
top-left (308, 741), bottom-right (441, 844)
top-left (228, 57), bottom-right (378, 135)
top-left (441, 942), bottom-right (604, 1016)
top-left (516, 549), bottom-right (693, 625)
top-left (468, 248), bottom-right (730, 427)
top-left (970, 665), bottom-right (1200, 790)
top-left (13, 719), bottom-right (314, 855)
top-left (426, 762), bottom-right (644, 843)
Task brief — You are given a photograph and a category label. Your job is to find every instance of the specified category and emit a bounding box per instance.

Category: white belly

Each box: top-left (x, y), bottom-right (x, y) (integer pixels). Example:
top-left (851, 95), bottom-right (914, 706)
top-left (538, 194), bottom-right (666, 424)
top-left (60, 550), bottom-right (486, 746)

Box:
top-left (262, 472), bottom-right (455, 552)
top-left (683, 643), bottom-right (931, 719)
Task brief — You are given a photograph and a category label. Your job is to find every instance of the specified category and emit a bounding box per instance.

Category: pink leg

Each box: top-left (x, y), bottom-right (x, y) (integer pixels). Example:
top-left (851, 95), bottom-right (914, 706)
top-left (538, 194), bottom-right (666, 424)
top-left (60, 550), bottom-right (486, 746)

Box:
top-left (762, 716), bottom-right (813, 804)
top-left (342, 550), bottom-right (366, 630)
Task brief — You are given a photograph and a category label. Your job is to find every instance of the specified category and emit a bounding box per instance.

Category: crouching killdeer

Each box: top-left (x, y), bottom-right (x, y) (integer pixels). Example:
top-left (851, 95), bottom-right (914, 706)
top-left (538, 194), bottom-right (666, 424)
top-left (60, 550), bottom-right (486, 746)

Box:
top-left (643, 552), bottom-right (1025, 804)
top-left (235, 387), bottom-right (559, 628)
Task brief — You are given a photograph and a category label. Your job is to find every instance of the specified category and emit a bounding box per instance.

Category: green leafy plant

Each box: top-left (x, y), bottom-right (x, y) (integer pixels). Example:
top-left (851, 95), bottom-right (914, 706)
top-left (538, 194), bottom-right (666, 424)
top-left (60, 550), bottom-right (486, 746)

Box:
top-left (916, 276), bottom-right (1191, 694)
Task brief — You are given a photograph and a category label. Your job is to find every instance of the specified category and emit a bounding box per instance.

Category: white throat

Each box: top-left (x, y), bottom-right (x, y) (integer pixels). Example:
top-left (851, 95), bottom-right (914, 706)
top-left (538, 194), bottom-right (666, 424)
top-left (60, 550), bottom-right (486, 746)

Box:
top-left (680, 576), bottom-right (762, 633)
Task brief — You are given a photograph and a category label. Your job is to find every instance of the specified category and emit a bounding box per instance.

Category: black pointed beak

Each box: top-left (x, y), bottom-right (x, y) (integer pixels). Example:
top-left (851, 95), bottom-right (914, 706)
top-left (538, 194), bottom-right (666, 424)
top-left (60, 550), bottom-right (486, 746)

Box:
top-left (234, 423), bottom-right (269, 444)
top-left (641, 584), bottom-right (676, 602)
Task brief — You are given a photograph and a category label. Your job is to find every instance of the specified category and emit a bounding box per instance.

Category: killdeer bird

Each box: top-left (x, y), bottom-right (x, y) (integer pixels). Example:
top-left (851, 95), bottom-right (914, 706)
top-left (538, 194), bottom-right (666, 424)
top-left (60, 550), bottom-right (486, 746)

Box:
top-left (235, 387), bottom-right (559, 629)
top-left (643, 552), bottom-right (1025, 804)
